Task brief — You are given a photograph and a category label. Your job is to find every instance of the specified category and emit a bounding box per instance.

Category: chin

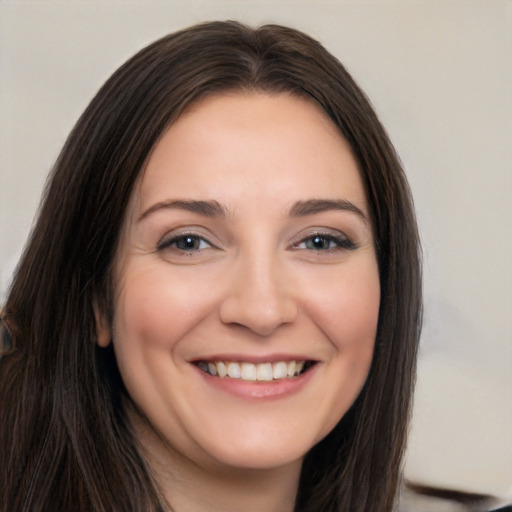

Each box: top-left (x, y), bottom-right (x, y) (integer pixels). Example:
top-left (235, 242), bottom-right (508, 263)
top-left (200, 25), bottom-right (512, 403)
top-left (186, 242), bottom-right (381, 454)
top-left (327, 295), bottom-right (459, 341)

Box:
top-left (197, 429), bottom-right (325, 472)
top-left (212, 446), bottom-right (305, 472)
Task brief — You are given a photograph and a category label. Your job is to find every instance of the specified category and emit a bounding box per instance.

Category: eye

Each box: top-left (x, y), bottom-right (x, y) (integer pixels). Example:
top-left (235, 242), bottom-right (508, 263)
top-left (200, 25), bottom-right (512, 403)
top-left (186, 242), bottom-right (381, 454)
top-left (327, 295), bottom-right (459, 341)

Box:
top-left (157, 233), bottom-right (212, 252)
top-left (294, 233), bottom-right (356, 251)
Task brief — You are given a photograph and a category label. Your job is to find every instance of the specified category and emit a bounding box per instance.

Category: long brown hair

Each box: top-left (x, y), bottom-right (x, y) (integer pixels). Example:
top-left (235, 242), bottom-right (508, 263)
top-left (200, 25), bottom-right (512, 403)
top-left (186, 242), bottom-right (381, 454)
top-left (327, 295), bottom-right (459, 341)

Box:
top-left (0, 21), bottom-right (422, 511)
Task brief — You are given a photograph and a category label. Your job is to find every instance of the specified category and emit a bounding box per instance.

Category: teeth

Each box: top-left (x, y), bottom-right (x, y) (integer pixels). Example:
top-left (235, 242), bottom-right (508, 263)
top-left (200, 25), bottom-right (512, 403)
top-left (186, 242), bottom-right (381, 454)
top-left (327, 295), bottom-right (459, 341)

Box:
top-left (256, 363), bottom-right (273, 381)
top-left (217, 361), bottom-right (227, 378)
top-left (208, 362), bottom-right (217, 376)
top-left (227, 362), bottom-right (241, 379)
top-left (272, 361), bottom-right (288, 379)
top-left (241, 362), bottom-right (257, 381)
top-left (197, 360), bottom-right (311, 381)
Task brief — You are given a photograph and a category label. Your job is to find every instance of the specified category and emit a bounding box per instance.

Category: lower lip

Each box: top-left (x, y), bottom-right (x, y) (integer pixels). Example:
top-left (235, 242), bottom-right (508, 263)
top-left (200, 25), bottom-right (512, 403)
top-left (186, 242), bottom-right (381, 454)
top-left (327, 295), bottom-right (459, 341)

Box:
top-left (193, 364), bottom-right (318, 400)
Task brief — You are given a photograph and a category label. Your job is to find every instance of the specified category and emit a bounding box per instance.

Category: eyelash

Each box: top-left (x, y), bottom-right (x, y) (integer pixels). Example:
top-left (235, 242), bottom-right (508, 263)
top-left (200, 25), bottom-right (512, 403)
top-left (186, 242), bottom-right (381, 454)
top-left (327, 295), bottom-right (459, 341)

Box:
top-left (157, 231), bottom-right (356, 254)
top-left (292, 232), bottom-right (356, 252)
top-left (157, 232), bottom-right (213, 253)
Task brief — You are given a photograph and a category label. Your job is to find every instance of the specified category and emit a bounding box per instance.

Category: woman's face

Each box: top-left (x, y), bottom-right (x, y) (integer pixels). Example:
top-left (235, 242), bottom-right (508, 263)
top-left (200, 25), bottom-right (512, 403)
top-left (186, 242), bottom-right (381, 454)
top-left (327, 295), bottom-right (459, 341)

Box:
top-left (100, 92), bottom-right (380, 473)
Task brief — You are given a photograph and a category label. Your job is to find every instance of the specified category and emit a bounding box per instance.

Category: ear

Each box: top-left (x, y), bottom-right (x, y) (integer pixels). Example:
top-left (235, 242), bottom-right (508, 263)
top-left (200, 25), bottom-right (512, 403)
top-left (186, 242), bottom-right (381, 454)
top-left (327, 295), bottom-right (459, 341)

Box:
top-left (93, 301), bottom-right (112, 348)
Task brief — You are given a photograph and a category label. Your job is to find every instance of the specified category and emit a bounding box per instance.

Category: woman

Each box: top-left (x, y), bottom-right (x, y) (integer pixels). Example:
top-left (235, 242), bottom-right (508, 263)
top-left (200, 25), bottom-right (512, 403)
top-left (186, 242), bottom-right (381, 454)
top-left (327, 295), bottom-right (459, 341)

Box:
top-left (0, 21), bottom-right (422, 512)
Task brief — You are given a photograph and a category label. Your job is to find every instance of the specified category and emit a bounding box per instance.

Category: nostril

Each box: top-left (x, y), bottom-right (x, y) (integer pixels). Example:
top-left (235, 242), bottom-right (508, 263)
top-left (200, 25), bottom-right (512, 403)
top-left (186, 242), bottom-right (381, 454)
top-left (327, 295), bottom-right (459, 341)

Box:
top-left (219, 294), bottom-right (298, 336)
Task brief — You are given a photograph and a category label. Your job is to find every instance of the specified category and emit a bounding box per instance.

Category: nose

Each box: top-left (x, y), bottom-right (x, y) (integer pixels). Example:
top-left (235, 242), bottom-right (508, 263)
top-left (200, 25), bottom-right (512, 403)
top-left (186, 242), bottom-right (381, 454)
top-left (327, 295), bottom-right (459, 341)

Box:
top-left (219, 253), bottom-right (298, 336)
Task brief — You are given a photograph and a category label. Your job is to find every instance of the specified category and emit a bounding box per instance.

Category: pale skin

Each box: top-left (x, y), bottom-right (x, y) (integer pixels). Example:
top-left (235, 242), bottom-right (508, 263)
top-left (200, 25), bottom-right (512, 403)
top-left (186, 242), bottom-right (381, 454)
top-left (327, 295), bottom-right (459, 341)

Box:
top-left (97, 92), bottom-right (381, 511)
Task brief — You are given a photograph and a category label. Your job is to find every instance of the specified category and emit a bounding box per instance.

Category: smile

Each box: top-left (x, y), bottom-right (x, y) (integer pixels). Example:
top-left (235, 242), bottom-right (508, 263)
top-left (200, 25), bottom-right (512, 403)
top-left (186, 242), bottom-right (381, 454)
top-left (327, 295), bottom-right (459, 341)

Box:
top-left (195, 360), bottom-right (315, 381)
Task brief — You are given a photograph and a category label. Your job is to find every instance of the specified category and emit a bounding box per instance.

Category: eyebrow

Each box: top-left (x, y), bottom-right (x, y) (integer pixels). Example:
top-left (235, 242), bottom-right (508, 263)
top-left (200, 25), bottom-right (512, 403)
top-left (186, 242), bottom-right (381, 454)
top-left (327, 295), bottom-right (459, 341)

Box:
top-left (289, 199), bottom-right (368, 222)
top-left (139, 198), bottom-right (368, 223)
top-left (138, 199), bottom-right (228, 222)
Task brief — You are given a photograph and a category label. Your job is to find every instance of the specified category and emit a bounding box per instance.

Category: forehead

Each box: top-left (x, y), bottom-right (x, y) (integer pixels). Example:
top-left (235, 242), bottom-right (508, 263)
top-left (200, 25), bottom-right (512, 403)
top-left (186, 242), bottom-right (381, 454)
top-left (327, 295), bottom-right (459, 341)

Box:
top-left (135, 92), bottom-right (368, 214)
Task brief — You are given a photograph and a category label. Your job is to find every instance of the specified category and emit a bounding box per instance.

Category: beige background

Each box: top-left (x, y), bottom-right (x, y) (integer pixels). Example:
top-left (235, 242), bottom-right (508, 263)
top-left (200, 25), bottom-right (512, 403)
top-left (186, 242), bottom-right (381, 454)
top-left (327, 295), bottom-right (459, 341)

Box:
top-left (1, 0), bottom-right (511, 500)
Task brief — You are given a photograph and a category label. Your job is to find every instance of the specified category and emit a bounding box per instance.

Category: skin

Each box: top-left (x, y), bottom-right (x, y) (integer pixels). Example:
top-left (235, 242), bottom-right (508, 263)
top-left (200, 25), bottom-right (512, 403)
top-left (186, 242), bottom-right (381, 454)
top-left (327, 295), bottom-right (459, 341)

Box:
top-left (97, 92), bottom-right (380, 511)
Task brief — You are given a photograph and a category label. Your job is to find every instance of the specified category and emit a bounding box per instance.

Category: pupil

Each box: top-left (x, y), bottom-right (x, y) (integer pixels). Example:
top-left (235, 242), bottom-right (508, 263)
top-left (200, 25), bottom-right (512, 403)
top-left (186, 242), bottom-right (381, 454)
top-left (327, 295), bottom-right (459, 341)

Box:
top-left (309, 236), bottom-right (328, 250)
top-left (180, 236), bottom-right (198, 250)
top-left (314, 237), bottom-right (325, 249)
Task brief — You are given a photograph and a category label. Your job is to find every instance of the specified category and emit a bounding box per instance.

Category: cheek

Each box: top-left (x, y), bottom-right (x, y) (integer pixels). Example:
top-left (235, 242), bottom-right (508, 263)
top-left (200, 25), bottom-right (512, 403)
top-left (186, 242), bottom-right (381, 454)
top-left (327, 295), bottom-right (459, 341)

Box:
top-left (112, 265), bottom-right (214, 352)
top-left (306, 257), bottom-right (380, 411)
top-left (310, 262), bottom-right (380, 436)
top-left (309, 260), bottom-right (381, 353)
top-left (110, 266), bottom-right (215, 408)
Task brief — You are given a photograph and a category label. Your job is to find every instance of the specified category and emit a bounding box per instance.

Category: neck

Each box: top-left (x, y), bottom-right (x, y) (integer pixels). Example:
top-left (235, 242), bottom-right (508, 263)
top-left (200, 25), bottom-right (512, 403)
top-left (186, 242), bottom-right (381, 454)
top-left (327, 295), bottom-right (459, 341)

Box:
top-left (159, 459), bottom-right (300, 512)
top-left (131, 413), bottom-right (302, 512)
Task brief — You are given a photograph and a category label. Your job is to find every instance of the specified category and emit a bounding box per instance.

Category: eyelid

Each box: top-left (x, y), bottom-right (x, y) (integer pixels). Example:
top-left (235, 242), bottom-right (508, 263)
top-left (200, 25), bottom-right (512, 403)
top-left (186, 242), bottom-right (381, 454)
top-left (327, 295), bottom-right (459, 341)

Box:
top-left (290, 229), bottom-right (357, 251)
top-left (156, 230), bottom-right (216, 252)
